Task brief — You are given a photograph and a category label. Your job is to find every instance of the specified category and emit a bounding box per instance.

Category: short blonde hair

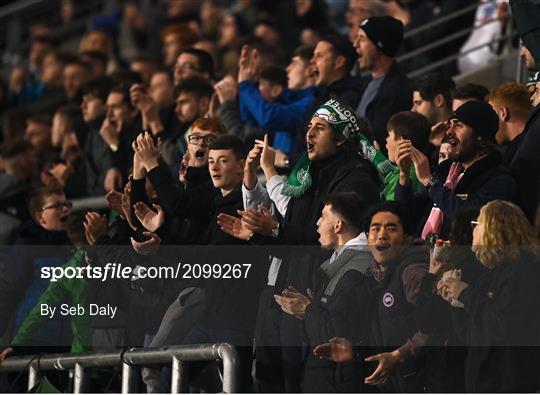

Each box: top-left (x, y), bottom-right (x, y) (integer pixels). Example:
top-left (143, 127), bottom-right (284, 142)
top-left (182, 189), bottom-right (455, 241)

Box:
top-left (475, 200), bottom-right (539, 268)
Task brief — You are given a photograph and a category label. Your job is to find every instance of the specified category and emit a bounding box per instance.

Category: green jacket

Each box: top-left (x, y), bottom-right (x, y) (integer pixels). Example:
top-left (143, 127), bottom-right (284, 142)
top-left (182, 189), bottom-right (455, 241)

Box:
top-left (12, 249), bottom-right (91, 353)
top-left (381, 165), bottom-right (421, 201)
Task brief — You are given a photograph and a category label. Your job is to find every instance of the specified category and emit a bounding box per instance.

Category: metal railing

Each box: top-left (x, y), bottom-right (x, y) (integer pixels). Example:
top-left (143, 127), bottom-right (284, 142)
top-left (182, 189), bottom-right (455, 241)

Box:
top-left (72, 196), bottom-right (108, 211)
top-left (398, 4), bottom-right (515, 78)
top-left (407, 28), bottom-right (520, 79)
top-left (396, 0), bottom-right (540, 79)
top-left (0, 343), bottom-right (239, 393)
top-left (403, 1), bottom-right (482, 40)
top-left (0, 0), bottom-right (42, 19)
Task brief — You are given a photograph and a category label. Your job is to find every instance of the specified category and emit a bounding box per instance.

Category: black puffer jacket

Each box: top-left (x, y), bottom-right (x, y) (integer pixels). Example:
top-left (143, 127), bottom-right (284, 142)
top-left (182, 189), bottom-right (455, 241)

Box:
top-left (266, 149), bottom-right (380, 392)
top-left (274, 149), bottom-right (380, 294)
top-left (456, 254), bottom-right (540, 392)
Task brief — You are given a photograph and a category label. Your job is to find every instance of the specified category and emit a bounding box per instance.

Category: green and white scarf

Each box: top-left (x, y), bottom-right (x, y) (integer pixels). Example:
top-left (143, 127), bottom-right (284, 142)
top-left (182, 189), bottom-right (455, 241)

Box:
top-left (282, 99), bottom-right (394, 197)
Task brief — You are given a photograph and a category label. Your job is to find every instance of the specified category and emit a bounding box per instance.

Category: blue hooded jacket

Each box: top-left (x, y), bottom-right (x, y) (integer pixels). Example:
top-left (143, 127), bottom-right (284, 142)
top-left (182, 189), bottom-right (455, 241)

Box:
top-left (239, 81), bottom-right (316, 153)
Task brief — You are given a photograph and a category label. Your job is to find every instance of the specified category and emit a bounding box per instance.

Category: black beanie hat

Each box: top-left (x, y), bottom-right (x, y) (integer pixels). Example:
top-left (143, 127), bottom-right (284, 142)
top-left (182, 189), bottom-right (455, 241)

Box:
top-left (450, 100), bottom-right (499, 142)
top-left (359, 16), bottom-right (404, 57)
top-left (509, 0), bottom-right (540, 67)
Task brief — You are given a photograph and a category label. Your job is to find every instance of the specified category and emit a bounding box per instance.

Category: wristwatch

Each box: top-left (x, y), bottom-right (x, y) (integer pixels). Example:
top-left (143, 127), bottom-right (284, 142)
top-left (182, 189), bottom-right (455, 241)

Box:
top-left (426, 176), bottom-right (438, 191)
top-left (271, 222), bottom-right (280, 238)
top-left (109, 143), bottom-right (119, 152)
top-left (283, 157), bottom-right (290, 167)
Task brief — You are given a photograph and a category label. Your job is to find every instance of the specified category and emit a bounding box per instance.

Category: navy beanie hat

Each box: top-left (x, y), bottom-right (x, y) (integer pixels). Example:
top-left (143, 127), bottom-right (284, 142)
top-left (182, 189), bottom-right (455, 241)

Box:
top-left (359, 16), bottom-right (404, 57)
top-left (450, 100), bottom-right (499, 142)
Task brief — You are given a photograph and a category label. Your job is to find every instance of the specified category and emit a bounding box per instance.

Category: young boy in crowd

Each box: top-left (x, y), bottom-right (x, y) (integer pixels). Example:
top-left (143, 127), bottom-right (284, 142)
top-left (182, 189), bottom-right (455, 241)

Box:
top-left (383, 111), bottom-right (431, 200)
top-left (0, 210), bottom-right (94, 365)
top-left (238, 64), bottom-right (316, 163)
top-left (438, 135), bottom-right (453, 164)
top-left (134, 133), bottom-right (268, 392)
top-left (0, 187), bottom-right (73, 358)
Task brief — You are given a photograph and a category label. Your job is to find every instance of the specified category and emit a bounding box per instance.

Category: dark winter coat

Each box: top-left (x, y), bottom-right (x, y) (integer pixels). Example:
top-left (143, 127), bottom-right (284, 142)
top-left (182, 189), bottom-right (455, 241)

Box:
top-left (396, 151), bottom-right (517, 238)
top-left (357, 61), bottom-right (412, 149)
top-left (457, 254), bottom-right (540, 392)
top-left (510, 106), bottom-right (540, 221)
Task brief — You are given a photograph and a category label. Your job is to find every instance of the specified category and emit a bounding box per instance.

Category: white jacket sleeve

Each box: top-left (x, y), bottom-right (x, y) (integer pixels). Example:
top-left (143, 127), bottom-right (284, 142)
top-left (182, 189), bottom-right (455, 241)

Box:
top-left (242, 181), bottom-right (271, 211)
top-left (242, 175), bottom-right (290, 217)
top-left (266, 175), bottom-right (290, 217)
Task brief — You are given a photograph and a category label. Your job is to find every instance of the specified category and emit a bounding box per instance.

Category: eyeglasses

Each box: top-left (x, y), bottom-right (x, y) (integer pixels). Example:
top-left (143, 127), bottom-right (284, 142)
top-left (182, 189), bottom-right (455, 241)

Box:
top-left (470, 220), bottom-right (480, 229)
top-left (188, 135), bottom-right (216, 145)
top-left (41, 201), bottom-right (73, 211)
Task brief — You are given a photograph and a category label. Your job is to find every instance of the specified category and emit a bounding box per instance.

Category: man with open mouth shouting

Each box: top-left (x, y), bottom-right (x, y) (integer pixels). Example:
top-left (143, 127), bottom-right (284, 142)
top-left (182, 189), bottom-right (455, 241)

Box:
top-left (314, 201), bottom-right (430, 393)
top-left (236, 98), bottom-right (380, 392)
top-left (395, 99), bottom-right (517, 242)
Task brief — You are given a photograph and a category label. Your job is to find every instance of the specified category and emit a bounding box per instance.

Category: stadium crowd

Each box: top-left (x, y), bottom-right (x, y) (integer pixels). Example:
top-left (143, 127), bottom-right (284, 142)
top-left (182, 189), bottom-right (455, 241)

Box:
top-left (0, 0), bottom-right (540, 392)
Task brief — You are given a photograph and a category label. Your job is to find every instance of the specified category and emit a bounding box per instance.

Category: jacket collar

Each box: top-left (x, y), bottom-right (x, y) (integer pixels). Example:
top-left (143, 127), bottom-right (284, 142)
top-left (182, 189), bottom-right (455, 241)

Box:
top-left (368, 238), bottom-right (429, 284)
top-left (329, 233), bottom-right (368, 264)
top-left (311, 149), bottom-right (352, 180)
top-left (363, 61), bottom-right (403, 88)
top-left (454, 150), bottom-right (504, 193)
top-left (214, 185), bottom-right (243, 207)
top-left (320, 246), bottom-right (369, 279)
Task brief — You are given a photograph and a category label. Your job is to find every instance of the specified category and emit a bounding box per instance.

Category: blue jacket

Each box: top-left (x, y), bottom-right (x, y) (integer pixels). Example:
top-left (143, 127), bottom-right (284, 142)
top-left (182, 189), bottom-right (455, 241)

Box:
top-left (238, 81), bottom-right (316, 153)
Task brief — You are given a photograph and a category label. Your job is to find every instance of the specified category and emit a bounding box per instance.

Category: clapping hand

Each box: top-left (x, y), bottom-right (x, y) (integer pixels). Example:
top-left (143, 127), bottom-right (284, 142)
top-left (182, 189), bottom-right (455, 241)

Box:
top-left (100, 117), bottom-right (121, 148)
top-left (84, 211), bottom-right (108, 246)
top-left (218, 204), bottom-right (278, 240)
top-left (106, 190), bottom-right (124, 217)
top-left (217, 212), bottom-right (253, 241)
top-left (131, 231), bottom-right (161, 255)
top-left (133, 132), bottom-right (160, 171)
top-left (214, 75), bottom-right (238, 103)
top-left (119, 182), bottom-right (139, 231)
top-left (274, 285), bottom-right (312, 319)
top-left (133, 202), bottom-right (165, 232)
top-left (239, 205), bottom-right (278, 237)
top-left (104, 168), bottom-right (123, 192)
top-left (313, 337), bottom-right (354, 362)
top-left (364, 350), bottom-right (403, 386)
top-left (243, 144), bottom-right (262, 190)
top-left (409, 146), bottom-right (432, 186)
top-left (130, 84), bottom-right (157, 118)
top-left (238, 45), bottom-right (260, 83)
top-left (395, 139), bottom-right (412, 176)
